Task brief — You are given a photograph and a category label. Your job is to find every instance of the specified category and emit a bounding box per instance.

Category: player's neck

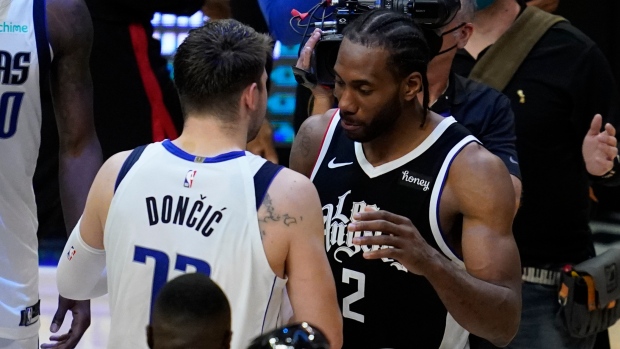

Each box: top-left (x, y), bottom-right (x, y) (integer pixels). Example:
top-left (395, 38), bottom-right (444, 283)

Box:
top-left (466, 0), bottom-right (520, 59)
top-left (362, 104), bottom-right (439, 166)
top-left (173, 116), bottom-right (247, 156)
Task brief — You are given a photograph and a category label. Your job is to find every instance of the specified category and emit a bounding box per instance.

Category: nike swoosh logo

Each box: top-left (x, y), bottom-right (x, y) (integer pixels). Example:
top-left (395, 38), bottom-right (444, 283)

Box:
top-left (509, 156), bottom-right (519, 165)
top-left (328, 157), bottom-right (353, 169)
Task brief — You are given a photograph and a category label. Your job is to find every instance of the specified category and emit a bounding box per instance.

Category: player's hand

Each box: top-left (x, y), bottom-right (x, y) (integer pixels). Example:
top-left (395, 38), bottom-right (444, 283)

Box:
top-left (583, 113), bottom-right (618, 177)
top-left (40, 297), bottom-right (91, 349)
top-left (350, 207), bottom-right (437, 276)
top-left (526, 0), bottom-right (559, 13)
top-left (295, 29), bottom-right (334, 103)
top-left (247, 120), bottom-right (279, 164)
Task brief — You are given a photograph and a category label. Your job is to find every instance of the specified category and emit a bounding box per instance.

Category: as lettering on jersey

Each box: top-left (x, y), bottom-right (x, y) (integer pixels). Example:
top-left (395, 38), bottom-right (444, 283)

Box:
top-left (145, 195), bottom-right (225, 237)
top-left (0, 51), bottom-right (30, 85)
top-left (323, 190), bottom-right (407, 272)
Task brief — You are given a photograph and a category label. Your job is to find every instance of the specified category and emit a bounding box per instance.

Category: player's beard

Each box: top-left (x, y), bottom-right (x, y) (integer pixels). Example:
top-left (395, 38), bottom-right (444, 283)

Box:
top-left (342, 92), bottom-right (403, 143)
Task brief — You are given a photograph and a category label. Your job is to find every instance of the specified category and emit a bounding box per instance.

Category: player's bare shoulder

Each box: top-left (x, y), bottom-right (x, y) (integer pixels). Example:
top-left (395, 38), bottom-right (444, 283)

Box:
top-left (448, 142), bottom-right (516, 213)
top-left (258, 167), bottom-right (320, 231)
top-left (290, 108), bottom-right (339, 177)
top-left (454, 142), bottom-right (512, 181)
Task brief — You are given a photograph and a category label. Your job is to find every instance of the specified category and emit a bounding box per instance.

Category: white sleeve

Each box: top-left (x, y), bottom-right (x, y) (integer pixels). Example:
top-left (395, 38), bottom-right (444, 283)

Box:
top-left (56, 220), bottom-right (108, 300)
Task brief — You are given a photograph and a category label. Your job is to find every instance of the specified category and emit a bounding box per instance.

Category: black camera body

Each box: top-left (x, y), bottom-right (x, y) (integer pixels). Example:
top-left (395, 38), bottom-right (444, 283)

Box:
top-left (311, 0), bottom-right (461, 85)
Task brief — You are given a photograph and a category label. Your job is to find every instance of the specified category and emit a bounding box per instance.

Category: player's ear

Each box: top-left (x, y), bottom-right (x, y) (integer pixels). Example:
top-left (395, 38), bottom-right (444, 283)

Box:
top-left (242, 82), bottom-right (260, 112)
top-left (403, 71), bottom-right (423, 102)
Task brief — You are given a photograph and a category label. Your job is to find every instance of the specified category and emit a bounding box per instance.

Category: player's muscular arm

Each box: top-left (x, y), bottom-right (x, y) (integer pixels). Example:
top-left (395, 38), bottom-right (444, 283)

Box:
top-left (258, 169), bottom-right (343, 348)
top-left (47, 0), bottom-right (102, 233)
top-left (350, 144), bottom-right (520, 347)
top-left (432, 144), bottom-right (521, 346)
top-left (289, 110), bottom-right (334, 177)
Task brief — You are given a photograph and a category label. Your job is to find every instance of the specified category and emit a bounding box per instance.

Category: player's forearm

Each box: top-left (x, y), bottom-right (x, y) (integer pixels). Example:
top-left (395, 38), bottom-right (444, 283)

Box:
top-left (424, 252), bottom-right (521, 347)
top-left (59, 134), bottom-right (102, 234)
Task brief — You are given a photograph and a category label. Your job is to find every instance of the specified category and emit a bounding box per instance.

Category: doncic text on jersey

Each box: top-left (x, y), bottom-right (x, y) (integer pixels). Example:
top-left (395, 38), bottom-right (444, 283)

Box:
top-left (145, 195), bottom-right (226, 237)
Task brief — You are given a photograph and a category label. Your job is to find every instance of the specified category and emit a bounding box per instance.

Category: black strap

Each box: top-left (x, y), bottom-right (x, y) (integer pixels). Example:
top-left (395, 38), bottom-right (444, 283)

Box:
top-left (19, 300), bottom-right (40, 327)
top-left (254, 161), bottom-right (283, 210)
top-left (33, 0), bottom-right (51, 89)
top-left (114, 145), bottom-right (148, 192)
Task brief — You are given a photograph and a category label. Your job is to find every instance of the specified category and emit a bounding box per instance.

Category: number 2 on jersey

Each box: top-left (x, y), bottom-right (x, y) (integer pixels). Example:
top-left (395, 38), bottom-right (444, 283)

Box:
top-left (133, 246), bottom-right (212, 318)
top-left (0, 92), bottom-right (24, 139)
top-left (342, 268), bottom-right (365, 323)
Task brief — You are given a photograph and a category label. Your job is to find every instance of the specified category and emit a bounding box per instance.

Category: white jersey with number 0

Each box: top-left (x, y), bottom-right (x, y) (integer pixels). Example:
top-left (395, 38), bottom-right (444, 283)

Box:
top-left (0, 0), bottom-right (52, 339)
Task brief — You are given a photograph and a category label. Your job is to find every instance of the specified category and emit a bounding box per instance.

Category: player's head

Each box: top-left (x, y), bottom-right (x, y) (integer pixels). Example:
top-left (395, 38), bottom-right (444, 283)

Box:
top-left (147, 273), bottom-right (232, 349)
top-left (247, 322), bottom-right (330, 349)
top-left (334, 9), bottom-right (431, 142)
top-left (173, 19), bottom-right (272, 139)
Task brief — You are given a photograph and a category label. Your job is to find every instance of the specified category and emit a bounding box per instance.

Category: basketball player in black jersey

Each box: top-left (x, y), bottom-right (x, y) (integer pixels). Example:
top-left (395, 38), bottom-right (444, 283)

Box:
top-left (290, 9), bottom-right (521, 349)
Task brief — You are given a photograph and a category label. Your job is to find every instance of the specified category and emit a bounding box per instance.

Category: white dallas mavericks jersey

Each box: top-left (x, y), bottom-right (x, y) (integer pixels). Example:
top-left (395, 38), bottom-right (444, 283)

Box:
top-left (104, 141), bottom-right (287, 349)
top-left (0, 0), bottom-right (51, 339)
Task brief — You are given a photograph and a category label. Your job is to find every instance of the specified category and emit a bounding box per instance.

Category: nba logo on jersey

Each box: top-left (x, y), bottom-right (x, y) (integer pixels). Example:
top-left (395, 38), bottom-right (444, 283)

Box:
top-left (184, 170), bottom-right (197, 188)
top-left (67, 246), bottom-right (76, 261)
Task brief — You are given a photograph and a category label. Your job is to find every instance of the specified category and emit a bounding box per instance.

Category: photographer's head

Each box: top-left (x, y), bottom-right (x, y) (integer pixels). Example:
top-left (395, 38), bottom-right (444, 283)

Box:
top-left (433, 0), bottom-right (474, 57)
top-left (173, 19), bottom-right (272, 140)
top-left (333, 9), bottom-right (430, 142)
top-left (147, 273), bottom-right (232, 349)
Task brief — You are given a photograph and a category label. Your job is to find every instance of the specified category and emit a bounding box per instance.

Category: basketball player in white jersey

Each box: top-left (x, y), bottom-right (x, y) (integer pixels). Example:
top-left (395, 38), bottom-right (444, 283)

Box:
top-left (54, 19), bottom-right (343, 349)
top-left (0, 0), bottom-right (101, 348)
top-left (290, 10), bottom-right (521, 349)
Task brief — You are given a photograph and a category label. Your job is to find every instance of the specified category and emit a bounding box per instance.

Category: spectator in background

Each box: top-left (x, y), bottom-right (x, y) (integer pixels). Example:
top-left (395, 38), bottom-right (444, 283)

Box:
top-left (453, 0), bottom-right (620, 348)
top-left (147, 273), bottom-right (232, 349)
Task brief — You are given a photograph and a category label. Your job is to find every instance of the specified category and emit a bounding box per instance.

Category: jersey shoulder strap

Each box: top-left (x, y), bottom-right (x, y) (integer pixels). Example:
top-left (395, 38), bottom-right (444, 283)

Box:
top-left (114, 145), bottom-right (148, 192)
top-left (253, 161), bottom-right (283, 210)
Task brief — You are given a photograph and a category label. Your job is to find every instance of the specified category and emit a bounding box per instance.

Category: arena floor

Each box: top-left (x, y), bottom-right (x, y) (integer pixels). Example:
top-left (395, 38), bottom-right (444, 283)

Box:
top-left (37, 221), bottom-right (620, 348)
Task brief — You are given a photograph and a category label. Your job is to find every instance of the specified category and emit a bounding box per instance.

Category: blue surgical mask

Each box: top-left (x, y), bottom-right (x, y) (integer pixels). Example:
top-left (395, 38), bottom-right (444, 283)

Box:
top-left (476, 0), bottom-right (496, 10)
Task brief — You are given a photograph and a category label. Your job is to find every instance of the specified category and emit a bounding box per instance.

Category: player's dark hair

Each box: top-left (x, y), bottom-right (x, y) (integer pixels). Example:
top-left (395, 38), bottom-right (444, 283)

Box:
top-left (173, 19), bottom-right (272, 121)
top-left (153, 273), bottom-right (230, 326)
top-left (343, 9), bottom-right (431, 126)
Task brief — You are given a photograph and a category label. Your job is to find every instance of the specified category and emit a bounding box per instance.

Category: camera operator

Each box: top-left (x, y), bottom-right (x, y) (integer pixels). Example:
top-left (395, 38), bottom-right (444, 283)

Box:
top-left (294, 0), bottom-right (523, 210)
top-left (454, 1), bottom-right (620, 349)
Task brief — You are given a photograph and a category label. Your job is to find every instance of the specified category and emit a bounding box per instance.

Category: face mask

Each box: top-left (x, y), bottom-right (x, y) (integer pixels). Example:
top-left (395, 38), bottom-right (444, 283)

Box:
top-left (435, 22), bottom-right (467, 56)
top-left (476, 0), bottom-right (496, 10)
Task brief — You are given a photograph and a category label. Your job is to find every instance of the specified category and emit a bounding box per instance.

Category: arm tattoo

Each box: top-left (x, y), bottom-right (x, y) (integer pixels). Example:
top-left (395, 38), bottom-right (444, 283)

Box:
top-left (260, 194), bottom-right (281, 223)
top-left (282, 214), bottom-right (297, 226)
top-left (259, 194), bottom-right (300, 227)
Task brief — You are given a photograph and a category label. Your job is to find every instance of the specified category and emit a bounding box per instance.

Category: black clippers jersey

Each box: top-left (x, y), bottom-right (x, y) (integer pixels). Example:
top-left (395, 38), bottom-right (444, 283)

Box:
top-left (311, 111), bottom-right (479, 349)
